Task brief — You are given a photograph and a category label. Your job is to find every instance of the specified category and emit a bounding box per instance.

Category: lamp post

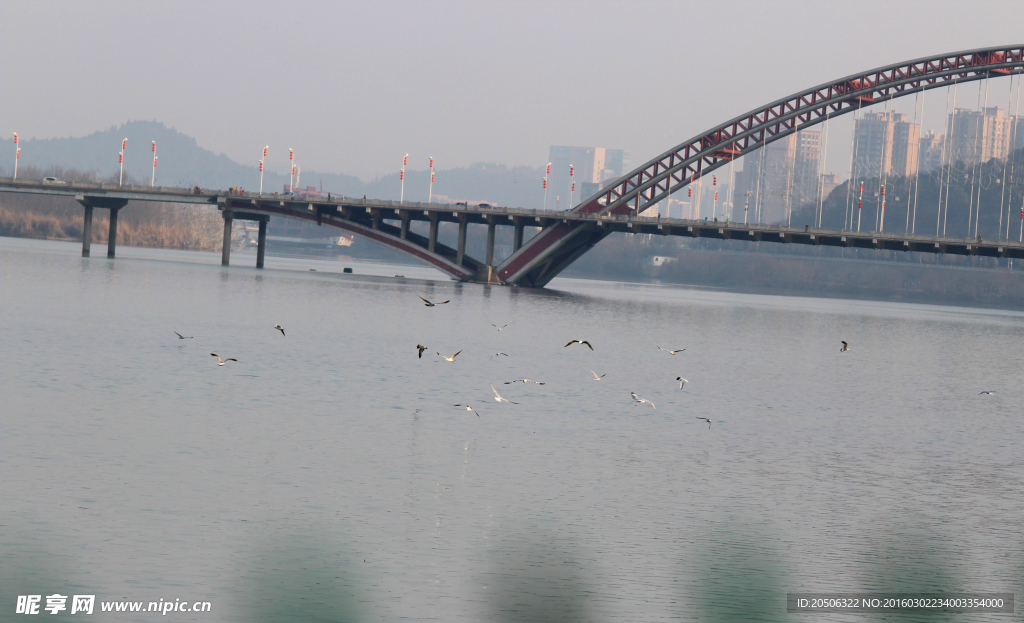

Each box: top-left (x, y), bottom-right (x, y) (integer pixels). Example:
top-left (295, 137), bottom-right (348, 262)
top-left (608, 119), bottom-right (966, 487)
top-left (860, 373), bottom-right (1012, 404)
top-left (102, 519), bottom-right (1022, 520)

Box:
top-left (712, 175), bottom-right (718, 219)
top-left (151, 141), bottom-right (157, 186)
top-left (119, 138), bottom-right (127, 187)
top-left (857, 181), bottom-right (864, 232)
top-left (288, 149), bottom-right (294, 191)
top-left (260, 146), bottom-right (268, 193)
top-left (879, 185), bottom-right (886, 232)
top-left (400, 154), bottom-right (407, 203)
top-left (428, 157), bottom-right (434, 203)
top-left (544, 162), bottom-right (550, 210)
top-left (744, 191), bottom-right (752, 224)
top-left (568, 164), bottom-right (574, 208)
top-left (13, 133), bottom-right (18, 180)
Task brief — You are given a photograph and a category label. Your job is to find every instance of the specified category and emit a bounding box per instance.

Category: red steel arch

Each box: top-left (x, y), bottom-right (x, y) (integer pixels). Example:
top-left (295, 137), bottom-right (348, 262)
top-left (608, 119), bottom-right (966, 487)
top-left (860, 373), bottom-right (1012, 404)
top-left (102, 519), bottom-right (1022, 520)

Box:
top-left (498, 45), bottom-right (1024, 286)
top-left (587, 45), bottom-right (1024, 217)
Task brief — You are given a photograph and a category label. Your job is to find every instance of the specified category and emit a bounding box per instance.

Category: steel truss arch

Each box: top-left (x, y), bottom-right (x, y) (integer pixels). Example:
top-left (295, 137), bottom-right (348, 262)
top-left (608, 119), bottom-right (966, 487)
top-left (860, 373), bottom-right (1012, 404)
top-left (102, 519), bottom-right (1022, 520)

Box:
top-left (582, 45), bottom-right (1024, 218)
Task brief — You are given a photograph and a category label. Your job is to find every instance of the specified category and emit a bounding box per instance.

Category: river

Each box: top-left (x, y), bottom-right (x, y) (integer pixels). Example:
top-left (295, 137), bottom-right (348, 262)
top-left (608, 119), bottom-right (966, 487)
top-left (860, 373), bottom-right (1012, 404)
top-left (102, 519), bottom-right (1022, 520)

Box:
top-left (1, 237), bottom-right (1021, 622)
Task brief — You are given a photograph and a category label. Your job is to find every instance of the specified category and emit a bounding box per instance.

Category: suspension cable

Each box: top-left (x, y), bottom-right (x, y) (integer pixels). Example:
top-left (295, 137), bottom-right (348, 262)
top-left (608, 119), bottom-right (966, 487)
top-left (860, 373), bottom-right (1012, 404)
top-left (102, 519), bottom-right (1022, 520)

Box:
top-left (944, 78), bottom-right (960, 237)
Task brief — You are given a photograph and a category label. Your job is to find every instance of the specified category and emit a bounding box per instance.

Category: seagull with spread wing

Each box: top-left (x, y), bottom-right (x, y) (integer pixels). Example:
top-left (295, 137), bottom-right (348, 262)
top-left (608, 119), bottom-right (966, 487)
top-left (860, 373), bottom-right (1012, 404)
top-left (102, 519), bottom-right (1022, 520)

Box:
top-left (455, 403), bottom-right (480, 416)
top-left (676, 377), bottom-right (688, 390)
top-left (174, 331), bottom-right (193, 340)
top-left (417, 344), bottom-right (428, 359)
top-left (696, 416), bottom-right (712, 429)
top-left (438, 350), bottom-right (462, 363)
top-left (491, 385), bottom-right (519, 404)
top-left (564, 339), bottom-right (594, 350)
top-left (657, 346), bottom-right (686, 355)
top-left (504, 379), bottom-right (545, 385)
top-left (840, 341), bottom-right (850, 352)
top-left (274, 324), bottom-right (286, 336)
top-left (419, 296), bottom-right (450, 307)
top-left (491, 324), bottom-right (508, 331)
top-left (210, 353), bottom-right (238, 366)
top-left (630, 392), bottom-right (655, 409)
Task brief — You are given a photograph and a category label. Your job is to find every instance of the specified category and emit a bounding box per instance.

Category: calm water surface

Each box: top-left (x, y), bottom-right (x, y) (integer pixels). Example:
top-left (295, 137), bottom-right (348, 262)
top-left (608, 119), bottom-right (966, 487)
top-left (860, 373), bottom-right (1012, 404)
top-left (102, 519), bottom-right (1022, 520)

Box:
top-left (1, 237), bottom-right (1022, 622)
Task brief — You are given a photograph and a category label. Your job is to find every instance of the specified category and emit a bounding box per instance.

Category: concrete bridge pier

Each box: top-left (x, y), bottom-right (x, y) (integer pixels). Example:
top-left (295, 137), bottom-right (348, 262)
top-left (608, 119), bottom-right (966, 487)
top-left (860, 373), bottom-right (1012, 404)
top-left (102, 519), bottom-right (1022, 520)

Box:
top-left (485, 220), bottom-right (496, 265)
top-left (456, 215), bottom-right (467, 266)
top-left (81, 205), bottom-right (93, 257)
top-left (221, 211), bottom-right (233, 266)
top-left (256, 218), bottom-right (268, 268)
top-left (513, 218), bottom-right (524, 252)
top-left (75, 195), bottom-right (128, 259)
top-left (107, 208), bottom-right (119, 258)
top-left (400, 213), bottom-right (410, 240)
top-left (428, 214), bottom-right (438, 253)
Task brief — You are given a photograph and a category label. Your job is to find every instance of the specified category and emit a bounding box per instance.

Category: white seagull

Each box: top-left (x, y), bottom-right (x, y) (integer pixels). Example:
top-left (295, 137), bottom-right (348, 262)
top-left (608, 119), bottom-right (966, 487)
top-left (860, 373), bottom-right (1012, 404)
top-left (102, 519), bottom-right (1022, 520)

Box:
top-left (419, 296), bottom-right (450, 307)
top-left (491, 324), bottom-right (508, 331)
top-left (504, 379), bottom-right (545, 385)
top-left (979, 390), bottom-right (997, 395)
top-left (564, 339), bottom-right (594, 350)
top-left (591, 371), bottom-right (606, 381)
top-left (676, 377), bottom-right (688, 390)
top-left (454, 403), bottom-right (480, 416)
top-left (174, 331), bottom-right (193, 339)
top-left (840, 341), bottom-right (850, 352)
top-left (630, 392), bottom-right (655, 409)
top-left (489, 352), bottom-right (509, 361)
top-left (657, 346), bottom-right (686, 355)
top-left (696, 416), bottom-right (712, 429)
top-left (438, 350), bottom-right (462, 363)
top-left (210, 353), bottom-right (238, 366)
top-left (274, 324), bottom-right (286, 336)
top-left (491, 385), bottom-right (519, 404)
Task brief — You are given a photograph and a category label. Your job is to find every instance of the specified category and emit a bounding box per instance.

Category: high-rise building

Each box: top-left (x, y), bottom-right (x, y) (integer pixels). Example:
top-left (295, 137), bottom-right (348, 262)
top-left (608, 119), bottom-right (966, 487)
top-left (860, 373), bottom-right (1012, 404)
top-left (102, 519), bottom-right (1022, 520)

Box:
top-left (547, 146), bottom-right (628, 210)
top-left (733, 130), bottom-right (820, 224)
top-left (853, 112), bottom-right (921, 178)
top-left (947, 106), bottom-right (1013, 164)
top-left (919, 131), bottom-right (945, 172)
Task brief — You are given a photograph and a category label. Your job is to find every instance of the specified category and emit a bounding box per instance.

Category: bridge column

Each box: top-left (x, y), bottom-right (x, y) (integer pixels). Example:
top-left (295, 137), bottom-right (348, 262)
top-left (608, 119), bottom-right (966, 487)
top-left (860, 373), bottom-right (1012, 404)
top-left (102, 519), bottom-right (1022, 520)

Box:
top-left (81, 205), bottom-right (93, 257)
top-left (221, 211), bottom-right (233, 266)
top-left (106, 207), bottom-right (119, 258)
top-left (513, 217), bottom-right (524, 252)
top-left (400, 213), bottom-right (410, 240)
top-left (255, 217), bottom-right (267, 268)
top-left (486, 220), bottom-right (496, 266)
top-left (456, 215), bottom-right (467, 266)
top-left (428, 214), bottom-right (438, 253)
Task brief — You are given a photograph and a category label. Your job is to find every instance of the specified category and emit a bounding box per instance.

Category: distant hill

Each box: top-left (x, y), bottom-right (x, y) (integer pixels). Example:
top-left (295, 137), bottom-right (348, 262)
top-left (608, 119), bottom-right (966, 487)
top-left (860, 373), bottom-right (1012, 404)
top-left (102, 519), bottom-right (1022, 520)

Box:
top-left (6, 120), bottom-right (546, 208)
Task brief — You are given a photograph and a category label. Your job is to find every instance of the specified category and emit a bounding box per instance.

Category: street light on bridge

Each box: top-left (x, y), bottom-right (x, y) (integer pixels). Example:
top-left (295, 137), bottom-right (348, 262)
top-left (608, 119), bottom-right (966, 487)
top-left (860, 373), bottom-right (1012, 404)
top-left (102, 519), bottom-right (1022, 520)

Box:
top-left (12, 133), bottom-right (18, 180)
top-left (289, 149), bottom-right (294, 191)
top-left (744, 191), bottom-right (752, 225)
top-left (544, 162), bottom-right (550, 210)
top-left (151, 141), bottom-right (157, 186)
top-left (428, 157), bottom-right (434, 203)
top-left (119, 138), bottom-right (127, 187)
top-left (260, 146), bottom-right (268, 193)
top-left (400, 153), bottom-right (407, 203)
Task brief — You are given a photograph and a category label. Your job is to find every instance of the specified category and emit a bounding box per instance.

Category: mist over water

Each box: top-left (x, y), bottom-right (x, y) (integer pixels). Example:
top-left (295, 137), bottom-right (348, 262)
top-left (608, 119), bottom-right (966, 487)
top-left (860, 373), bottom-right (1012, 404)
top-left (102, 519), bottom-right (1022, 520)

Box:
top-left (1, 237), bottom-right (1022, 622)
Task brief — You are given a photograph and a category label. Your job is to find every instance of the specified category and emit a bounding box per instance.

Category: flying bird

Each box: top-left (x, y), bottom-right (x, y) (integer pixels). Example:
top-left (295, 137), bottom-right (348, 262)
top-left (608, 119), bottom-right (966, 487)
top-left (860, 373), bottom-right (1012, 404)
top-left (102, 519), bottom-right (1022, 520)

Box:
top-left (419, 296), bottom-right (450, 307)
top-left (489, 352), bottom-right (509, 360)
top-left (676, 377), bottom-right (688, 390)
top-left (564, 339), bottom-right (594, 350)
top-left (504, 379), bottom-right (545, 385)
top-left (840, 341), bottom-right (850, 352)
top-left (174, 331), bottom-right (193, 339)
top-left (274, 324), bottom-right (286, 336)
top-left (979, 390), bottom-right (997, 395)
top-left (438, 350), bottom-right (462, 363)
top-left (591, 371), bottom-right (606, 381)
top-left (630, 392), bottom-right (656, 409)
top-left (491, 385), bottom-right (519, 404)
top-left (696, 416), bottom-right (712, 429)
top-left (417, 344), bottom-right (428, 358)
top-left (657, 347), bottom-right (686, 355)
top-left (210, 353), bottom-right (238, 366)
top-left (491, 324), bottom-right (508, 331)
top-left (454, 403), bottom-right (480, 416)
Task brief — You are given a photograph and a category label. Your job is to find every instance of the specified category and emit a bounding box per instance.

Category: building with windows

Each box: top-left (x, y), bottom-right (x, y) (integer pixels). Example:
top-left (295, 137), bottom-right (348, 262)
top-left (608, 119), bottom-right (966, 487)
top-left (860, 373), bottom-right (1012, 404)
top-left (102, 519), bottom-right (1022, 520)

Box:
top-left (947, 106), bottom-right (1013, 165)
top-left (547, 146), bottom-right (628, 210)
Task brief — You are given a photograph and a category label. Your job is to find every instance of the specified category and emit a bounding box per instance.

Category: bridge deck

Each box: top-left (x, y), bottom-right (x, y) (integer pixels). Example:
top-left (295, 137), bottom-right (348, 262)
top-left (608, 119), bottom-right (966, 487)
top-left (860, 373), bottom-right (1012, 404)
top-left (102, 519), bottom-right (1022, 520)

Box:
top-left (2, 177), bottom-right (1023, 275)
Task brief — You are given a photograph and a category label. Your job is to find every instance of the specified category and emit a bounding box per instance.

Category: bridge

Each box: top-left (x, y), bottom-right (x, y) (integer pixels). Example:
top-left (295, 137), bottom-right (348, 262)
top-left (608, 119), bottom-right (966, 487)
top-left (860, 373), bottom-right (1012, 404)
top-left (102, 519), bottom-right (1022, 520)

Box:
top-left (2, 44), bottom-right (1024, 286)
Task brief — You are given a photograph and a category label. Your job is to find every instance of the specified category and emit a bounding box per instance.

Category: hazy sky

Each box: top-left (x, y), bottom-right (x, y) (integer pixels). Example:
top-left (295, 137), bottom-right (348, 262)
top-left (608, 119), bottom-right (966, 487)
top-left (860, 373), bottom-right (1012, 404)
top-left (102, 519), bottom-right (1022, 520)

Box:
top-left (4, 1), bottom-right (1024, 181)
